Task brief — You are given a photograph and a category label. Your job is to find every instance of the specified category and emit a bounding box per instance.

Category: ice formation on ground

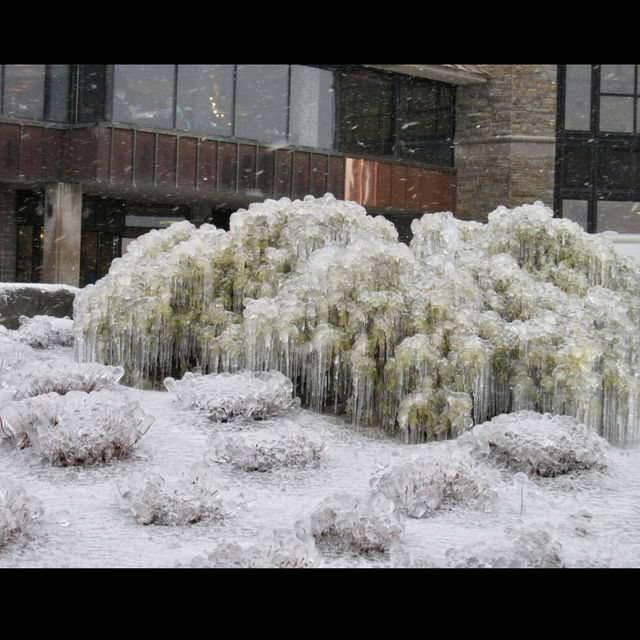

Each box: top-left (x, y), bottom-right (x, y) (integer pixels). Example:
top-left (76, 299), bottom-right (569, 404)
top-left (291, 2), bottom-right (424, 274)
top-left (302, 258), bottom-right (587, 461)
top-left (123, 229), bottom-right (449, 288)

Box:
top-left (0, 478), bottom-right (43, 548)
top-left (73, 194), bottom-right (640, 445)
top-left (117, 468), bottom-right (245, 526)
top-left (164, 370), bottom-right (300, 421)
top-left (13, 315), bottom-right (74, 349)
top-left (0, 390), bottom-right (153, 466)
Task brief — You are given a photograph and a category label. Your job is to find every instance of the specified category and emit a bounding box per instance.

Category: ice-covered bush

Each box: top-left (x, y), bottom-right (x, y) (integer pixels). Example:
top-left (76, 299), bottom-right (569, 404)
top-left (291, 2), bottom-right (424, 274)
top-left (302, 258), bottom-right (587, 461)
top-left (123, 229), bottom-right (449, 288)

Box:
top-left (444, 525), bottom-right (564, 568)
top-left (458, 411), bottom-right (609, 477)
top-left (0, 479), bottom-right (43, 548)
top-left (206, 426), bottom-right (324, 472)
top-left (3, 361), bottom-right (124, 400)
top-left (164, 370), bottom-right (299, 422)
top-left (296, 492), bottom-right (404, 556)
top-left (117, 469), bottom-right (244, 526)
top-left (0, 390), bottom-right (153, 466)
top-left (189, 529), bottom-right (321, 568)
top-left (14, 315), bottom-right (74, 349)
top-left (73, 195), bottom-right (640, 445)
top-left (371, 443), bottom-right (498, 518)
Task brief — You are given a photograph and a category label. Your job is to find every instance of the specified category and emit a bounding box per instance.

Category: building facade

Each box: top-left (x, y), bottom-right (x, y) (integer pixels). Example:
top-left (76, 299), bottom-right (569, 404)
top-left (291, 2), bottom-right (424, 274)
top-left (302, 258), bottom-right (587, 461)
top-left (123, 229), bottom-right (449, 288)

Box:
top-left (0, 64), bottom-right (638, 287)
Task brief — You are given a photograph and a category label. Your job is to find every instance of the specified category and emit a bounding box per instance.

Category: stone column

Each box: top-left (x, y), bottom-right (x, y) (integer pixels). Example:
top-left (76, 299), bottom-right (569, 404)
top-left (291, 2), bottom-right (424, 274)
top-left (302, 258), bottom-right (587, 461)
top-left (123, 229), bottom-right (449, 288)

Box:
top-left (0, 189), bottom-right (17, 282)
top-left (41, 183), bottom-right (82, 286)
top-left (454, 65), bottom-right (558, 222)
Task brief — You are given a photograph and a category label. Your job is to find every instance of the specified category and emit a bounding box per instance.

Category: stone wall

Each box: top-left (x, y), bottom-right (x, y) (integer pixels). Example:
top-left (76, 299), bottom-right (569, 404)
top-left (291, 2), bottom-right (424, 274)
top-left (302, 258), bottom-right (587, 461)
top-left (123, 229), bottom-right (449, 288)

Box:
top-left (0, 283), bottom-right (78, 330)
top-left (454, 65), bottom-right (558, 222)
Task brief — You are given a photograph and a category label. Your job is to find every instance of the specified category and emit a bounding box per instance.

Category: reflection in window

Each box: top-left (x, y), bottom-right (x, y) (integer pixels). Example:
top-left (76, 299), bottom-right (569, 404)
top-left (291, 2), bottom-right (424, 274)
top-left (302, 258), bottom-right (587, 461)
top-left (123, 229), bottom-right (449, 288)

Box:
top-left (562, 199), bottom-right (589, 231)
top-left (113, 64), bottom-right (175, 129)
top-left (44, 65), bottom-right (70, 122)
top-left (338, 71), bottom-right (395, 156)
top-left (564, 65), bottom-right (591, 131)
top-left (597, 200), bottom-right (640, 233)
top-left (600, 95), bottom-right (634, 133)
top-left (601, 64), bottom-right (635, 94)
top-left (177, 65), bottom-right (233, 136)
top-left (235, 65), bottom-right (289, 144)
top-left (2, 64), bottom-right (45, 119)
top-left (289, 65), bottom-right (335, 149)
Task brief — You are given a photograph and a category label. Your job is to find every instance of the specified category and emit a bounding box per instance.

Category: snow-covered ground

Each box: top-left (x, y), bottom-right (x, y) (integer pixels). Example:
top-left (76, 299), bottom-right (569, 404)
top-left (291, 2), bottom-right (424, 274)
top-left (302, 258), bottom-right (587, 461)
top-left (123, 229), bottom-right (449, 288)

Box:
top-left (2, 316), bottom-right (640, 568)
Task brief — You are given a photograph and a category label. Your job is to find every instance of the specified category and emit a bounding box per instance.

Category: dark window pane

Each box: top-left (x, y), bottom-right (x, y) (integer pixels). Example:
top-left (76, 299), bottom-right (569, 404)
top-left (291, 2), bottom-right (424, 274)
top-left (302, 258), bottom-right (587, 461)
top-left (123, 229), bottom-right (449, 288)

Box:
top-left (601, 64), bottom-right (635, 94)
top-left (338, 71), bottom-right (395, 156)
top-left (289, 65), bottom-right (335, 149)
top-left (397, 79), bottom-right (452, 164)
top-left (598, 147), bottom-right (640, 190)
top-left (600, 95), bottom-right (634, 133)
top-left (2, 64), bottom-right (45, 119)
top-left (235, 65), bottom-right (289, 144)
top-left (77, 65), bottom-right (106, 122)
top-left (177, 64), bottom-right (233, 136)
top-left (564, 65), bottom-right (591, 131)
top-left (563, 145), bottom-right (592, 188)
top-left (597, 200), bottom-right (640, 233)
top-left (44, 65), bottom-right (70, 122)
top-left (113, 64), bottom-right (175, 129)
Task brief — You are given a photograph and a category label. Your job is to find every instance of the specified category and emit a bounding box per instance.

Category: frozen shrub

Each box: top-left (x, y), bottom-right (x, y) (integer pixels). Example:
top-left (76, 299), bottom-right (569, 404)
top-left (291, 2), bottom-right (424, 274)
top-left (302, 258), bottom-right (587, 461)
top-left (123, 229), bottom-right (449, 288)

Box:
top-left (164, 370), bottom-right (300, 422)
top-left (189, 529), bottom-right (321, 568)
top-left (445, 525), bottom-right (563, 568)
top-left (458, 411), bottom-right (609, 477)
top-left (206, 426), bottom-right (324, 472)
top-left (14, 315), bottom-right (74, 349)
top-left (0, 390), bottom-right (153, 466)
top-left (297, 492), bottom-right (404, 556)
top-left (5, 362), bottom-right (124, 400)
top-left (0, 479), bottom-right (43, 548)
top-left (371, 443), bottom-right (498, 518)
top-left (117, 469), bottom-right (245, 526)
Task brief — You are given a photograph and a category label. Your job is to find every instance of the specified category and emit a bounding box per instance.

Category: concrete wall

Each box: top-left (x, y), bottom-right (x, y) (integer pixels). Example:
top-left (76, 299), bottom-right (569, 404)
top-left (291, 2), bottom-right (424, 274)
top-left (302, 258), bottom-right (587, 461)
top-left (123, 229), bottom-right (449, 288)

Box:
top-left (454, 65), bottom-right (558, 222)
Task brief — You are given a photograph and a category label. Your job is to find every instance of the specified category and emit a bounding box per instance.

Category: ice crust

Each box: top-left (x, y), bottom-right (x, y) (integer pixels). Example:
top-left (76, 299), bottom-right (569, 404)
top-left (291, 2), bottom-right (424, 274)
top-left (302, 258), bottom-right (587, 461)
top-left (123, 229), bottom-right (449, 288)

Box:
top-left (73, 194), bottom-right (640, 445)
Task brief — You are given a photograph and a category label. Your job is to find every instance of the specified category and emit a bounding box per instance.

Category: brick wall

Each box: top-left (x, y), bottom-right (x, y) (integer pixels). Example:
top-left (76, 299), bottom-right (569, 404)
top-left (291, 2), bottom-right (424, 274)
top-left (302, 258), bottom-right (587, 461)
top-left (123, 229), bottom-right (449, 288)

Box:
top-left (454, 65), bottom-right (557, 222)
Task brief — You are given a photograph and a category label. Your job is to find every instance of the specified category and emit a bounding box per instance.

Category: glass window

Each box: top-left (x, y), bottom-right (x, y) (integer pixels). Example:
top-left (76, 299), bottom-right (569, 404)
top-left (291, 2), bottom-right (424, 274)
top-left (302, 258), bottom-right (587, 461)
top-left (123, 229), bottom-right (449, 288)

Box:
top-left (177, 65), bottom-right (234, 136)
top-left (562, 199), bottom-right (589, 231)
top-left (113, 64), bottom-right (175, 129)
top-left (600, 95), bottom-right (634, 133)
top-left (597, 200), bottom-right (640, 233)
top-left (44, 65), bottom-right (70, 122)
top-left (2, 64), bottom-right (45, 119)
top-left (397, 79), bottom-right (452, 164)
top-left (563, 146), bottom-right (592, 188)
top-left (235, 65), bottom-right (289, 144)
top-left (338, 70), bottom-right (395, 156)
top-left (601, 64), bottom-right (635, 94)
top-left (289, 65), bottom-right (335, 149)
top-left (77, 64), bottom-right (106, 122)
top-left (564, 65), bottom-right (591, 131)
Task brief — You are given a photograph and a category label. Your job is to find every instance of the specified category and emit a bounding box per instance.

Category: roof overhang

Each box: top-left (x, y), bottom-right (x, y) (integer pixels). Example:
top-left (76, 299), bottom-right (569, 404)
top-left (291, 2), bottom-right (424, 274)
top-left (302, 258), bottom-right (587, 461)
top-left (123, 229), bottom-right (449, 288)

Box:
top-left (365, 64), bottom-right (489, 85)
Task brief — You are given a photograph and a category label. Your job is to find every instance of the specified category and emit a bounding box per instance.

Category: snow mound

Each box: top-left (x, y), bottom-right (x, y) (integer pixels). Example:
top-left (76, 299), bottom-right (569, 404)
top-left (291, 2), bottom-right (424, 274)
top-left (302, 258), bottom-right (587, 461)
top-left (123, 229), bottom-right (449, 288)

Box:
top-left (117, 468), bottom-right (246, 526)
top-left (0, 390), bottom-right (153, 466)
top-left (371, 442), bottom-right (499, 517)
top-left (206, 425), bottom-right (324, 472)
top-left (297, 491), bottom-right (404, 556)
top-left (458, 411), bottom-right (609, 477)
top-left (164, 370), bottom-right (299, 422)
top-left (0, 478), bottom-right (43, 549)
top-left (13, 315), bottom-right (74, 349)
top-left (73, 195), bottom-right (640, 445)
